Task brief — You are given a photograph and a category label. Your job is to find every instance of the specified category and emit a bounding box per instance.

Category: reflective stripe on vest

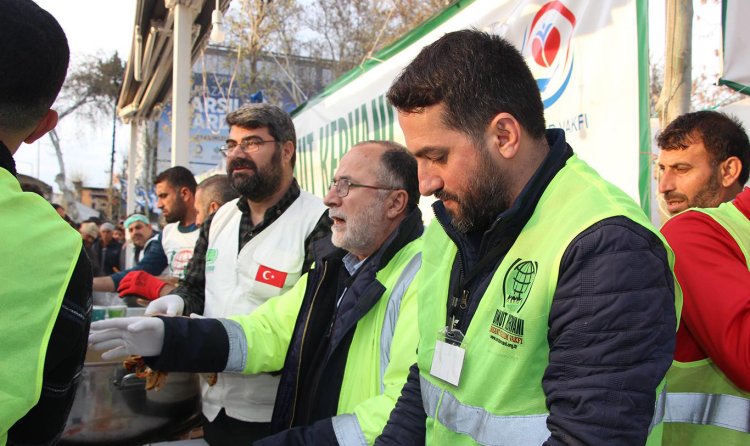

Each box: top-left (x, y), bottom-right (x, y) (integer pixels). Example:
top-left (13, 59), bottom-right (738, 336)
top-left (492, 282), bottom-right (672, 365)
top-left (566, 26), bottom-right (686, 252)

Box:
top-left (421, 375), bottom-right (550, 445)
top-left (421, 375), bottom-right (667, 444)
top-left (332, 247), bottom-right (422, 445)
top-left (379, 253), bottom-right (421, 392)
top-left (665, 393), bottom-right (750, 433)
top-left (651, 385), bottom-right (667, 433)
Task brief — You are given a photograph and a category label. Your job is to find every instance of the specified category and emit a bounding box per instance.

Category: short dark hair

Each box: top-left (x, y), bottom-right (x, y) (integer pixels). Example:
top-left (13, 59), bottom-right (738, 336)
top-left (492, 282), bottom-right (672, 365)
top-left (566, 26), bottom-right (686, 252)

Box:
top-left (357, 140), bottom-right (419, 211)
top-left (226, 103), bottom-right (297, 168)
top-left (197, 174), bottom-right (238, 206)
top-left (0, 0), bottom-right (70, 133)
top-left (657, 110), bottom-right (750, 185)
top-left (387, 29), bottom-right (545, 144)
top-left (154, 166), bottom-right (197, 194)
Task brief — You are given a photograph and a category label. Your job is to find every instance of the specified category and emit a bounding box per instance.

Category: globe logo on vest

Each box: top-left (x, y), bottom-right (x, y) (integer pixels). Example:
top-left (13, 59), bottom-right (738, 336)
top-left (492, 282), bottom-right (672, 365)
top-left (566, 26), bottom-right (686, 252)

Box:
top-left (521, 1), bottom-right (577, 109)
top-left (502, 258), bottom-right (538, 313)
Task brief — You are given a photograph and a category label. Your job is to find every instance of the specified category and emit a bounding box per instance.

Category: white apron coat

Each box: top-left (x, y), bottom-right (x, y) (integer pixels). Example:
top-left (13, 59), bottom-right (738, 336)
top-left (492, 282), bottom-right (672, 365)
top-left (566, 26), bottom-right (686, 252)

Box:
top-left (202, 192), bottom-right (326, 422)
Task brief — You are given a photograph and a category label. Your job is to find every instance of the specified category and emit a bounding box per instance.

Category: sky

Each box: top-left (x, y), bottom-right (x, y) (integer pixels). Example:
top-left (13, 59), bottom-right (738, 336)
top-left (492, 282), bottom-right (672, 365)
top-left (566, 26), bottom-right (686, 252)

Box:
top-left (14, 0), bottom-right (137, 191)
top-left (14, 0), bottom-right (725, 193)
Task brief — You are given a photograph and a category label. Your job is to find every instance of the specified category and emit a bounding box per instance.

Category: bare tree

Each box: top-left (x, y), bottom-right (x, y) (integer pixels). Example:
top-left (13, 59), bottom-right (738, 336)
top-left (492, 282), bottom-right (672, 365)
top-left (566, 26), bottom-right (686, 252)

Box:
top-left (212, 0), bottom-right (451, 110)
top-left (51, 52), bottom-right (125, 221)
top-left (306, 0), bottom-right (452, 78)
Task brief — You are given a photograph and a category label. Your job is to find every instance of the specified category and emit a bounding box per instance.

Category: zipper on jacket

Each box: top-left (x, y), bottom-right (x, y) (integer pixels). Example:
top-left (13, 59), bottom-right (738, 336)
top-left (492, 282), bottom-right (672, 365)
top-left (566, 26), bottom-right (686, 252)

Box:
top-left (288, 260), bottom-right (329, 428)
top-left (436, 213), bottom-right (468, 334)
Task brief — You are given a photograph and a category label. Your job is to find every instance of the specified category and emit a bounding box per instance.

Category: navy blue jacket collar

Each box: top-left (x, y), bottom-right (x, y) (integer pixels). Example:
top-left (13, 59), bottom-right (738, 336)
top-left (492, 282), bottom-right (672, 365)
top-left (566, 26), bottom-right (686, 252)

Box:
top-left (0, 141), bottom-right (17, 177)
top-left (433, 128), bottom-right (573, 265)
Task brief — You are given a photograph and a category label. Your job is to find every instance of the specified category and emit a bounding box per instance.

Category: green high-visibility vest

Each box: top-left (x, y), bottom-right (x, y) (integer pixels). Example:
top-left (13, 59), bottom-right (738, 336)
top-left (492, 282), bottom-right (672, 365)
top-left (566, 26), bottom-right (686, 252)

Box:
top-left (416, 155), bottom-right (681, 445)
top-left (663, 200), bottom-right (750, 445)
top-left (231, 237), bottom-right (423, 444)
top-left (0, 168), bottom-right (82, 446)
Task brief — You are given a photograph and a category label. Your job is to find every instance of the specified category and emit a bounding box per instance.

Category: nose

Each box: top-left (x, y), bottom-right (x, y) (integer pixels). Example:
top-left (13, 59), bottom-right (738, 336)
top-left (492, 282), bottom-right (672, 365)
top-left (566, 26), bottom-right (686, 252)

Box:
top-left (418, 163), bottom-right (444, 197)
top-left (226, 150), bottom-right (241, 162)
top-left (658, 169), bottom-right (674, 194)
top-left (323, 183), bottom-right (341, 208)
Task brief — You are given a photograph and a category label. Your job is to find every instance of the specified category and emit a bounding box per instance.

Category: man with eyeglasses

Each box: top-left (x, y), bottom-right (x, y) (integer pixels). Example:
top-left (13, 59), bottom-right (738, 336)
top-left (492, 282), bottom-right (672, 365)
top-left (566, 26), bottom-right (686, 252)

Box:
top-left (90, 141), bottom-right (423, 445)
top-left (140, 104), bottom-right (331, 445)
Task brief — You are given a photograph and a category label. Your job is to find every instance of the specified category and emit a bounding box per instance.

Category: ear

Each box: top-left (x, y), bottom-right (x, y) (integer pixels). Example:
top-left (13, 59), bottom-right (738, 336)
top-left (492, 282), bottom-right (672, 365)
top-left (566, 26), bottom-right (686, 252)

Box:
top-left (179, 186), bottom-right (193, 202)
top-left (385, 189), bottom-right (408, 219)
top-left (208, 201), bottom-right (221, 214)
top-left (488, 112), bottom-right (522, 160)
top-left (23, 109), bottom-right (59, 144)
top-left (282, 141), bottom-right (295, 164)
top-left (719, 156), bottom-right (742, 188)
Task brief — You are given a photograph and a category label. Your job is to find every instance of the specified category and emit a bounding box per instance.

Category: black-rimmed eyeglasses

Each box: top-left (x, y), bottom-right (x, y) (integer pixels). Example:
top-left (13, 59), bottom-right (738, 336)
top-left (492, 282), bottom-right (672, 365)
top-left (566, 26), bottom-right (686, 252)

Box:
top-left (218, 138), bottom-right (277, 157)
top-left (328, 178), bottom-right (399, 198)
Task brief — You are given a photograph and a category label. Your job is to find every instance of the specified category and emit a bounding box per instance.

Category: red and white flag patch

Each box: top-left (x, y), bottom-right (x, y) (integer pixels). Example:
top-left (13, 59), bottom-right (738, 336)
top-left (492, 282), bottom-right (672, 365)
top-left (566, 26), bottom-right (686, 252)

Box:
top-left (255, 265), bottom-right (287, 288)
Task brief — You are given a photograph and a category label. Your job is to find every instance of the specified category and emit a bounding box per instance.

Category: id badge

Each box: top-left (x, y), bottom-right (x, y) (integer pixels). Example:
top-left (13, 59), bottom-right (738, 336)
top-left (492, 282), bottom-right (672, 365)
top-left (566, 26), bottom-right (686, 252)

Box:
top-left (429, 327), bottom-right (467, 386)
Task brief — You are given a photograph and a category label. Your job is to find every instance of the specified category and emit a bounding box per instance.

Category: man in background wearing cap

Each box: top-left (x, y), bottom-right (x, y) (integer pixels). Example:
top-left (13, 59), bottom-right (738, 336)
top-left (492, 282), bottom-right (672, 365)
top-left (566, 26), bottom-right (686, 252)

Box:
top-left (94, 222), bottom-right (123, 275)
top-left (0, 1), bottom-right (92, 443)
top-left (79, 221), bottom-right (103, 277)
top-left (120, 214), bottom-right (159, 270)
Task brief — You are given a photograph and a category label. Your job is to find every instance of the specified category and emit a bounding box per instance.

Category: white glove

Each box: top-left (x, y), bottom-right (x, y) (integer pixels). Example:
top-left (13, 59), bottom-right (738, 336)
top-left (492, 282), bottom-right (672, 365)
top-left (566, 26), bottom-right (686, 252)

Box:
top-left (145, 294), bottom-right (185, 316)
top-left (89, 317), bottom-right (165, 360)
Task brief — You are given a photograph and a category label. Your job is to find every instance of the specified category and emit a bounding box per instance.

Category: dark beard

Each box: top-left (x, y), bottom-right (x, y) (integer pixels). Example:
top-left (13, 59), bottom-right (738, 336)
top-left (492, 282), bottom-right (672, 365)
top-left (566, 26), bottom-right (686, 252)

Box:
top-left (690, 168), bottom-right (723, 209)
top-left (439, 147), bottom-right (510, 233)
top-left (164, 200), bottom-right (186, 224)
top-left (227, 148), bottom-right (283, 202)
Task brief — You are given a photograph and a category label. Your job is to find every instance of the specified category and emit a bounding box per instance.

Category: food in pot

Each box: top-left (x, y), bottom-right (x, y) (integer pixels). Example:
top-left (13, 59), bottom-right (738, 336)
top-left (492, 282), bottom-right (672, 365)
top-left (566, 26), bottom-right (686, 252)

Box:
top-left (123, 355), bottom-right (168, 391)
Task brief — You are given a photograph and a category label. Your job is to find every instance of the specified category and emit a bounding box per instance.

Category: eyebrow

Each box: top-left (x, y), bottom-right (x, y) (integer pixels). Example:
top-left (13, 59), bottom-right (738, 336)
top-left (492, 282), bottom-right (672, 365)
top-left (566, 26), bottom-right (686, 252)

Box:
top-left (412, 146), bottom-right (449, 159)
top-left (661, 161), bottom-right (692, 168)
top-left (225, 135), bottom-right (265, 144)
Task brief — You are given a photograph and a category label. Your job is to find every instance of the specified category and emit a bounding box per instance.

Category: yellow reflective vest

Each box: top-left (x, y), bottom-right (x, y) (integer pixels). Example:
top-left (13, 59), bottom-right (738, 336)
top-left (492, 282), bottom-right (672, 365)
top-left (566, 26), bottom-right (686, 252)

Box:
top-left (416, 155), bottom-right (681, 445)
top-left (664, 200), bottom-right (750, 445)
top-left (230, 236), bottom-right (422, 444)
top-left (0, 168), bottom-right (81, 446)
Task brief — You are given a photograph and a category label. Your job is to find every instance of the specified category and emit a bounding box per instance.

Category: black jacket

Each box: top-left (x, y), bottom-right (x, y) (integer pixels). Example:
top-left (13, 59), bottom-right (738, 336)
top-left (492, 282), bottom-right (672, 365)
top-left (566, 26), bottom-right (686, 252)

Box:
top-left (376, 129), bottom-right (677, 446)
top-left (92, 239), bottom-right (123, 276)
top-left (257, 207), bottom-right (423, 445)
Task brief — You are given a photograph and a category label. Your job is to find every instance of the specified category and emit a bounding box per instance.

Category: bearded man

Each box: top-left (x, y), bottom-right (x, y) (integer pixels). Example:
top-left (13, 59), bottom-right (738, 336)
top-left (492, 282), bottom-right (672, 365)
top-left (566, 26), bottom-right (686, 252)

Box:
top-left (374, 30), bottom-right (680, 446)
top-left (657, 110), bottom-right (749, 216)
top-left (93, 166), bottom-right (199, 291)
top-left (143, 104), bottom-right (331, 445)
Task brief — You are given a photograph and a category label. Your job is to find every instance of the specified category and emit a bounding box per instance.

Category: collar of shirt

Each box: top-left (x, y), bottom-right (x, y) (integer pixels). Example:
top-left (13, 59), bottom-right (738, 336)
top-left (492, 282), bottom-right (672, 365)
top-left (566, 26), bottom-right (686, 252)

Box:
top-left (235, 178), bottom-right (301, 250)
top-left (342, 252), bottom-right (366, 275)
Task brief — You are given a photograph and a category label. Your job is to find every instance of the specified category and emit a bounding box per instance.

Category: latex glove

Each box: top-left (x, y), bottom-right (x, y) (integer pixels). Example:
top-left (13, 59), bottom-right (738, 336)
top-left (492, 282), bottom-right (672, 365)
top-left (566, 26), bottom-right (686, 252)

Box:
top-left (145, 294), bottom-right (185, 317)
top-left (117, 270), bottom-right (166, 301)
top-left (89, 317), bottom-right (164, 360)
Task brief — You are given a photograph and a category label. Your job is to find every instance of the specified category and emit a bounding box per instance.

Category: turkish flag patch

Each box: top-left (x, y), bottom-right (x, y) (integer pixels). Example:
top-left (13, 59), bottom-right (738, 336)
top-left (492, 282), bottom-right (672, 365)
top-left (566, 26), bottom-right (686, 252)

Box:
top-left (255, 265), bottom-right (288, 288)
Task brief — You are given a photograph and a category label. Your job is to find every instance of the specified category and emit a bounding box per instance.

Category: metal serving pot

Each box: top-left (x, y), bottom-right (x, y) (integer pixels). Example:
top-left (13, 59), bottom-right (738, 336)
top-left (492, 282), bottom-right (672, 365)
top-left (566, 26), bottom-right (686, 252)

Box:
top-left (61, 310), bottom-right (201, 445)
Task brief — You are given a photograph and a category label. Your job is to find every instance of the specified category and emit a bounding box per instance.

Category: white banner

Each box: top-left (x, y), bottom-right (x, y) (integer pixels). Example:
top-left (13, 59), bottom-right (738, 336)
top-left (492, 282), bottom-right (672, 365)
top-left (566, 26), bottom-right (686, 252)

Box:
top-left (720, 0), bottom-right (750, 94)
top-left (293, 0), bottom-right (648, 208)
